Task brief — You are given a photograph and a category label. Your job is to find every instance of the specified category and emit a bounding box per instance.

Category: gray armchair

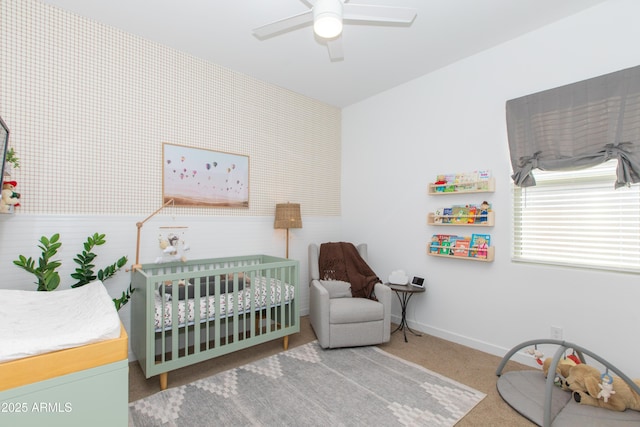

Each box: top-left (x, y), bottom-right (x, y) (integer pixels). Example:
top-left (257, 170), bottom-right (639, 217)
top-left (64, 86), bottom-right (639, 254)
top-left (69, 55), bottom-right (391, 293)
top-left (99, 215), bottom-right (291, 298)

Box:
top-left (308, 243), bottom-right (391, 349)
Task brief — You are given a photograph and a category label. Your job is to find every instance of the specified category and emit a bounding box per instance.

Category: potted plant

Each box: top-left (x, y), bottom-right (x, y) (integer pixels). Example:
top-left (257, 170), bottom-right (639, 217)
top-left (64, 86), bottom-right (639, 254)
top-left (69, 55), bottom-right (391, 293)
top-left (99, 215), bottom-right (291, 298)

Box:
top-left (13, 233), bottom-right (133, 310)
top-left (4, 147), bottom-right (19, 175)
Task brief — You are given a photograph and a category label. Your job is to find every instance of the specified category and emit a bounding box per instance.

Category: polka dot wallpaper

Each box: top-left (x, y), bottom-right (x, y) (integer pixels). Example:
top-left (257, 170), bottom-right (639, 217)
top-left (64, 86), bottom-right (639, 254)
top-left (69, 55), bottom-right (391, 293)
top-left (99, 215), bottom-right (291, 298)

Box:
top-left (0, 0), bottom-right (341, 217)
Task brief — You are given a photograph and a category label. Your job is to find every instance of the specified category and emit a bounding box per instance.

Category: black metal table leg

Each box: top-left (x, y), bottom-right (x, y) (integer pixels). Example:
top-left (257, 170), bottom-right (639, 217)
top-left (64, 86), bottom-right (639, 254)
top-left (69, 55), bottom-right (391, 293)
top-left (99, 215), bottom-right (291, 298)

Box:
top-left (392, 289), bottom-right (422, 342)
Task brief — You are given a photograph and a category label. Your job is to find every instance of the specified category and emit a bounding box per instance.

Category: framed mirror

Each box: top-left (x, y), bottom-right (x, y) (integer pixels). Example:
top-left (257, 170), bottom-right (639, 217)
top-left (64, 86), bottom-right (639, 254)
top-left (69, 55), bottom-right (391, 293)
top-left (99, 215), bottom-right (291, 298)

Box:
top-left (0, 116), bottom-right (8, 180)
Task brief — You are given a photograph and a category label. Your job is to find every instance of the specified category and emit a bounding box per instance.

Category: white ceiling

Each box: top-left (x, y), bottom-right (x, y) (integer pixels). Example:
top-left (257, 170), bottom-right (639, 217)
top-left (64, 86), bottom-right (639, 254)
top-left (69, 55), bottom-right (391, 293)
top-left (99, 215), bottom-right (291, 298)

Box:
top-left (41, 0), bottom-right (609, 108)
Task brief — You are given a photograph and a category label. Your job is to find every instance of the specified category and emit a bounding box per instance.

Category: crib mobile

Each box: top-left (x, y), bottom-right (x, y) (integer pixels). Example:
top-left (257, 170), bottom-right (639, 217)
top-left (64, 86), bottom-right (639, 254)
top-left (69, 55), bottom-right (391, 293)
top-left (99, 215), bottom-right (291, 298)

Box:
top-left (156, 226), bottom-right (190, 264)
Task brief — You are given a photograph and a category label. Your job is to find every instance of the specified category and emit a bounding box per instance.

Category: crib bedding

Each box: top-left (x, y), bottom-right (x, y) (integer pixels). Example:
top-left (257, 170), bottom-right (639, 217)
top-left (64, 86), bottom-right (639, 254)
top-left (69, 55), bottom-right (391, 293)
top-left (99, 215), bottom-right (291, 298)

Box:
top-left (154, 276), bottom-right (295, 330)
top-left (0, 280), bottom-right (121, 363)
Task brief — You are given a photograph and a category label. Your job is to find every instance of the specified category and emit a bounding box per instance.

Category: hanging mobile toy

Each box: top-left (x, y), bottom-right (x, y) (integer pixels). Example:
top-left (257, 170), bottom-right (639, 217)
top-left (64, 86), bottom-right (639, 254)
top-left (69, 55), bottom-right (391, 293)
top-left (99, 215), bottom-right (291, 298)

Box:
top-left (525, 345), bottom-right (544, 365)
top-left (566, 350), bottom-right (581, 365)
top-left (598, 370), bottom-right (616, 403)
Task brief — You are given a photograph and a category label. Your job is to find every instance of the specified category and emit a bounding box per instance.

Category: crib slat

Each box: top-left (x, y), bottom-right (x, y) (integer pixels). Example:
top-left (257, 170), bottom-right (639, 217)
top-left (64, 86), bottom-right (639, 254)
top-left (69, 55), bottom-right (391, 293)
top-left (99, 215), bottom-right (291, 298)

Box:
top-left (213, 274), bottom-right (221, 350)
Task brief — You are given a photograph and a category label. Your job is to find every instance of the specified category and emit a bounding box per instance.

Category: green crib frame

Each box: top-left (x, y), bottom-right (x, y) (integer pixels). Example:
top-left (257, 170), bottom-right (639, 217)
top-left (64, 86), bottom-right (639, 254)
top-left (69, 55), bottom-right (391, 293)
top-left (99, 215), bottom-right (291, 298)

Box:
top-left (131, 255), bottom-right (300, 390)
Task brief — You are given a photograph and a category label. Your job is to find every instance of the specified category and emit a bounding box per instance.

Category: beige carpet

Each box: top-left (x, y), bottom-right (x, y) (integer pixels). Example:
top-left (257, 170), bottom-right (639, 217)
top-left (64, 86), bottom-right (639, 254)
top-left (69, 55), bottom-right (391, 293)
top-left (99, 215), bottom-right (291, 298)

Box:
top-left (129, 316), bottom-right (536, 426)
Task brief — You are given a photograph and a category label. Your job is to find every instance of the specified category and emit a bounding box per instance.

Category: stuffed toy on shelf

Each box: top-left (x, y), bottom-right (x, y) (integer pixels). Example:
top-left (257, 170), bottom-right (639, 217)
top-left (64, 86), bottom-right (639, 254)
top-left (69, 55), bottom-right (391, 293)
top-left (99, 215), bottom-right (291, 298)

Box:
top-left (0, 180), bottom-right (20, 213)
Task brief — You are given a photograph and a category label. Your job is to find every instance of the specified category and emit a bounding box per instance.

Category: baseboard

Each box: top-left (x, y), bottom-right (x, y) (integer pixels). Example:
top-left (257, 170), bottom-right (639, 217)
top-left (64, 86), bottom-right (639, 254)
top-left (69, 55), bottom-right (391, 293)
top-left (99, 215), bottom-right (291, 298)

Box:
top-left (392, 315), bottom-right (539, 369)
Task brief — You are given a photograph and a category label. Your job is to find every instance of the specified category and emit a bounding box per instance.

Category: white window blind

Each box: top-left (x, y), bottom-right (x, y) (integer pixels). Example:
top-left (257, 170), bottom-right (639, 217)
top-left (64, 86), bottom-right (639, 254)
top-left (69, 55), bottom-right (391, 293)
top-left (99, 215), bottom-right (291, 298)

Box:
top-left (512, 160), bottom-right (640, 273)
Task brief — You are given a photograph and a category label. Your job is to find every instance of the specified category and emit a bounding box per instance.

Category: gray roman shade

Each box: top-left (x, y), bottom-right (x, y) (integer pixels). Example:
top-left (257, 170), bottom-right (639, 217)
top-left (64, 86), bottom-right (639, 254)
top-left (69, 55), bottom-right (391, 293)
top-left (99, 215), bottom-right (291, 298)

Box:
top-left (506, 65), bottom-right (640, 188)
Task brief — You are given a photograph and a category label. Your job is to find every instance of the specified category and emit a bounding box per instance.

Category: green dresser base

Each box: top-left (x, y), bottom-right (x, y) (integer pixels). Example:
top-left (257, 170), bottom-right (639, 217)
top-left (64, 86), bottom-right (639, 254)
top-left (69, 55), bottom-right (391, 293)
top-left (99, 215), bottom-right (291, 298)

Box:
top-left (0, 359), bottom-right (128, 427)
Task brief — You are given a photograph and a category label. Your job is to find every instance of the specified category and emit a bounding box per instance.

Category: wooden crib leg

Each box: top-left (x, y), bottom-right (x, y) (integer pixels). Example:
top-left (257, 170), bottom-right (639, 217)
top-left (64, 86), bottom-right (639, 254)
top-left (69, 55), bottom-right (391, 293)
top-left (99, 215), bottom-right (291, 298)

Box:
top-left (159, 372), bottom-right (168, 391)
top-left (283, 335), bottom-right (289, 350)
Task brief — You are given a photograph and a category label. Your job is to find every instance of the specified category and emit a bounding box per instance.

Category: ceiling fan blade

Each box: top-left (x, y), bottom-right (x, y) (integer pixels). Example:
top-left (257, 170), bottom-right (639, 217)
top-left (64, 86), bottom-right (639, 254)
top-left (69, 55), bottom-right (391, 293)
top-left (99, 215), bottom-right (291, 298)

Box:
top-left (253, 10), bottom-right (314, 39)
top-left (343, 4), bottom-right (417, 23)
top-left (327, 37), bottom-right (344, 61)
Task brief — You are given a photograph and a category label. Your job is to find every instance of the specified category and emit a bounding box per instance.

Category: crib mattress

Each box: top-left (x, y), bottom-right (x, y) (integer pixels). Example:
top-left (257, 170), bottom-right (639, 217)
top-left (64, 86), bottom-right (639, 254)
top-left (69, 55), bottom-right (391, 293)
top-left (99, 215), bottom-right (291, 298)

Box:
top-left (155, 277), bottom-right (295, 330)
top-left (0, 280), bottom-right (122, 363)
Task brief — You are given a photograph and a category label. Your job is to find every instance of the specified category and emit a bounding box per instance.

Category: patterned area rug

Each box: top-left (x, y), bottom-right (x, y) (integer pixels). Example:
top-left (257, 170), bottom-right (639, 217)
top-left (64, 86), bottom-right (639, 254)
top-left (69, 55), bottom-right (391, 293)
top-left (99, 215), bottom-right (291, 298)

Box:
top-left (129, 341), bottom-right (485, 427)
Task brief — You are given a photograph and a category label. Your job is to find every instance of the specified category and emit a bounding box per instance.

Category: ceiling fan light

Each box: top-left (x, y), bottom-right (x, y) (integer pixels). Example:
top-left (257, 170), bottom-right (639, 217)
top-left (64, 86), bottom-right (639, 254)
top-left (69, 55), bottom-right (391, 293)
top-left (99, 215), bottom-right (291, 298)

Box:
top-left (313, 0), bottom-right (343, 39)
top-left (314, 13), bottom-right (342, 39)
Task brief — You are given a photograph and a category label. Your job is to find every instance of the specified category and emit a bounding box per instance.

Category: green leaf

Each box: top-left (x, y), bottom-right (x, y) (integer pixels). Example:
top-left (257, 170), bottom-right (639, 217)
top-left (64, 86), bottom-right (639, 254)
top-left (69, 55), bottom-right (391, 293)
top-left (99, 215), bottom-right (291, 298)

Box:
top-left (42, 272), bottom-right (60, 291)
top-left (14, 234), bottom-right (62, 292)
top-left (48, 261), bottom-right (62, 270)
top-left (112, 284), bottom-right (135, 311)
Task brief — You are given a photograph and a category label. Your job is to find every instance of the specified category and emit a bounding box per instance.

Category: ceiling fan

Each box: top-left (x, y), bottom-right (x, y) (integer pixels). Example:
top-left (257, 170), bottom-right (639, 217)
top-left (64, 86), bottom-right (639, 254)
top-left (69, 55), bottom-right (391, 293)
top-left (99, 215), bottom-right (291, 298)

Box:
top-left (252, 0), bottom-right (417, 61)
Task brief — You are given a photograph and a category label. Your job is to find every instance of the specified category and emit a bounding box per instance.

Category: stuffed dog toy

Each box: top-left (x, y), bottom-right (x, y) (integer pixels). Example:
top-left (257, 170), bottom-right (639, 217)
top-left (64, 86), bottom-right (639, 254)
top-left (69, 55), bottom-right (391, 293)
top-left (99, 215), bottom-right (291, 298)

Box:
top-left (542, 356), bottom-right (578, 387)
top-left (557, 363), bottom-right (640, 412)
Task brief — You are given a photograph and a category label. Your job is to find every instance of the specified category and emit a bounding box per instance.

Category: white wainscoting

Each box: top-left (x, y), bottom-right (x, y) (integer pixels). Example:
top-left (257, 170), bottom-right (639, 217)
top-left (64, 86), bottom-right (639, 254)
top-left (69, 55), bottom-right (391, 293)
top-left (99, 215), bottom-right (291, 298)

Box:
top-left (0, 214), bottom-right (342, 361)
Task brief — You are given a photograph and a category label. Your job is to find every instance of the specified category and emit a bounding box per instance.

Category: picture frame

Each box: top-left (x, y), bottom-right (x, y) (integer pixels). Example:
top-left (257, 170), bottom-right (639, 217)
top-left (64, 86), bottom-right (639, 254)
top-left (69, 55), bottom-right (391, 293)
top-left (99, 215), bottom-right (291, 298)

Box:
top-left (162, 143), bottom-right (249, 207)
top-left (0, 116), bottom-right (9, 181)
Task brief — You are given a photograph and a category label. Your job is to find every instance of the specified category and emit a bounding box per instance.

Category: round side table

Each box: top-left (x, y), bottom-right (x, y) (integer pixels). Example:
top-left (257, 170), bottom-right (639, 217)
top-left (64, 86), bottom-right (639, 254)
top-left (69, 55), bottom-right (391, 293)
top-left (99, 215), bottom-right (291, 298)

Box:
top-left (385, 283), bottom-right (425, 342)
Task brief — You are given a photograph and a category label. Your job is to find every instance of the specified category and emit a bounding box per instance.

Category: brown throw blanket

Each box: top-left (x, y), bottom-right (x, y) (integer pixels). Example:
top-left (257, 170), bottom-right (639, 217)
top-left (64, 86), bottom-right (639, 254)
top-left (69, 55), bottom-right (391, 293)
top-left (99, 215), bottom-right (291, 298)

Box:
top-left (318, 242), bottom-right (380, 299)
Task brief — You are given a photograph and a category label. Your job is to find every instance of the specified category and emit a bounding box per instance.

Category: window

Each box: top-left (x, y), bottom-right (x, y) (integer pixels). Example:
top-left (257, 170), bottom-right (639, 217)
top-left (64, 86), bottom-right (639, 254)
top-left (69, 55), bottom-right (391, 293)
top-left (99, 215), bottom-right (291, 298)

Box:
top-left (512, 160), bottom-right (640, 273)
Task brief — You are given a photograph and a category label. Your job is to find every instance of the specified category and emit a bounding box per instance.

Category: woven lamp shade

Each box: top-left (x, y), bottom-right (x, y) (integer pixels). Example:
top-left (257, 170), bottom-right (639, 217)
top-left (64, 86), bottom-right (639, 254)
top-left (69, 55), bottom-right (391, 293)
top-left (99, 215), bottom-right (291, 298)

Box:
top-left (274, 203), bottom-right (302, 229)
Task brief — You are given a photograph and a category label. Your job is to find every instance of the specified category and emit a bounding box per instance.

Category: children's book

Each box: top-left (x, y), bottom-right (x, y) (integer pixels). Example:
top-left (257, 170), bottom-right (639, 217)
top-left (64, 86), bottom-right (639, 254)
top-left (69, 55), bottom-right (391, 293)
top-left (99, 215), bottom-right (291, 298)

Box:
top-left (430, 234), bottom-right (451, 253)
top-left (467, 205), bottom-right (477, 224)
top-left (429, 235), bottom-right (441, 253)
top-left (476, 170), bottom-right (492, 190)
top-left (432, 234), bottom-right (453, 255)
top-left (442, 207), bottom-right (453, 223)
top-left (450, 171), bottom-right (476, 191)
top-left (453, 239), bottom-right (470, 257)
top-left (469, 233), bottom-right (491, 258)
top-left (451, 206), bottom-right (469, 224)
top-left (465, 170), bottom-right (479, 182)
top-left (439, 240), bottom-right (452, 255)
top-left (477, 170), bottom-right (491, 180)
top-left (433, 207), bottom-right (444, 224)
top-left (448, 235), bottom-right (461, 254)
top-left (443, 174), bottom-right (456, 192)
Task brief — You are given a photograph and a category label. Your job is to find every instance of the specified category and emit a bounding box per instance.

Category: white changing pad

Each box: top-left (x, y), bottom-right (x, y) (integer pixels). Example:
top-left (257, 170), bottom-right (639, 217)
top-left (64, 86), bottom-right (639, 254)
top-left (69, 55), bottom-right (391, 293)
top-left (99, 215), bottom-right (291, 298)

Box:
top-left (0, 280), bottom-right (121, 363)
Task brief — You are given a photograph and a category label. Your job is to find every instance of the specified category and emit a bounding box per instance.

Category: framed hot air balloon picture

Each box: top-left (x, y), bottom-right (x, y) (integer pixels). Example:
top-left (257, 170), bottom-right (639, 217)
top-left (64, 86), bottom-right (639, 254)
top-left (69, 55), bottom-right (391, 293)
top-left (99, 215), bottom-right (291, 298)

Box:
top-left (162, 143), bottom-right (249, 208)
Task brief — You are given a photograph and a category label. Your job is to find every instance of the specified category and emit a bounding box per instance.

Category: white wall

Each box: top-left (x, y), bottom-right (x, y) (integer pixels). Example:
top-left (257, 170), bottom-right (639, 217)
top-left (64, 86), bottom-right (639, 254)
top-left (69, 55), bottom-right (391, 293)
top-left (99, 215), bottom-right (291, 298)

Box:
top-left (342, 0), bottom-right (640, 376)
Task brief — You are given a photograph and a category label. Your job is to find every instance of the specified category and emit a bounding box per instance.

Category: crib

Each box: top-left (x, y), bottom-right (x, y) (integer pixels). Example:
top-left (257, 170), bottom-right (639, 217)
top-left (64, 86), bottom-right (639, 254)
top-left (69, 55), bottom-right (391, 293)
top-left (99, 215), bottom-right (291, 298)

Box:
top-left (131, 254), bottom-right (299, 390)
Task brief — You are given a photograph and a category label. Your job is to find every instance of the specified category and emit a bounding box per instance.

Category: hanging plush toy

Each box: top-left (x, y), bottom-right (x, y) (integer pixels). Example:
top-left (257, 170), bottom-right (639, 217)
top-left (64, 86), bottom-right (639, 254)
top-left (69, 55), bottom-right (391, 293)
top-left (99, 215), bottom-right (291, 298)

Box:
top-left (598, 372), bottom-right (616, 403)
top-left (566, 352), bottom-right (581, 365)
top-left (155, 230), bottom-right (190, 264)
top-left (526, 347), bottom-right (544, 365)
